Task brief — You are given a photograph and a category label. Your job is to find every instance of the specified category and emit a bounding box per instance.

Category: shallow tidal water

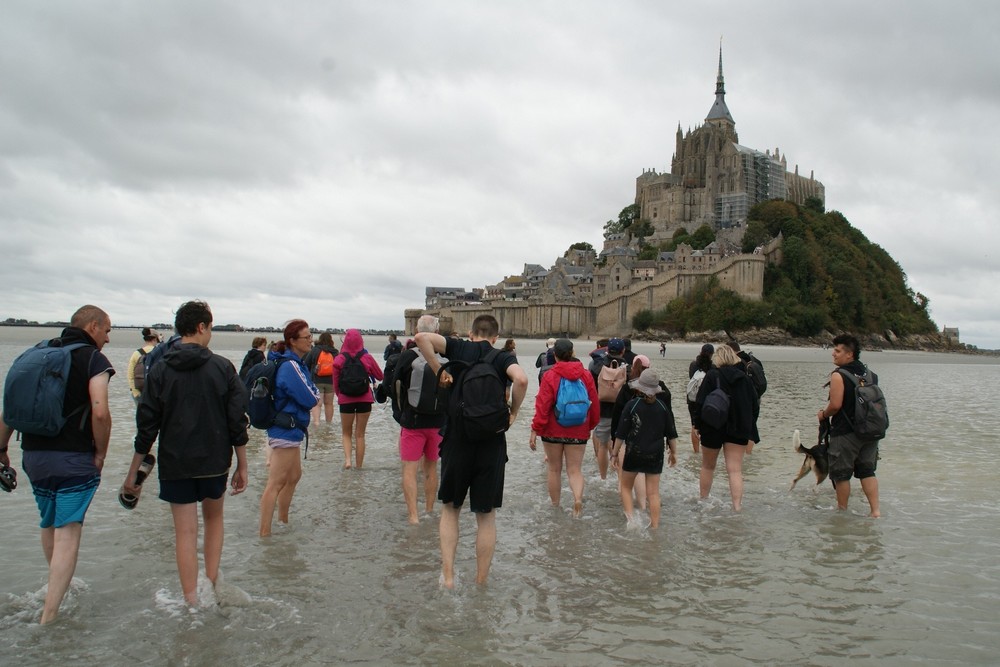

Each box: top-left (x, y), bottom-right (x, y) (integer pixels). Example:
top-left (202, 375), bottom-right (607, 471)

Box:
top-left (1, 328), bottom-right (998, 665)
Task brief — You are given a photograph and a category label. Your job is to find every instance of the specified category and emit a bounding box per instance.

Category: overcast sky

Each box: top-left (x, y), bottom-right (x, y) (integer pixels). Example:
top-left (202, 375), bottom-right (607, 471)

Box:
top-left (2, 1), bottom-right (997, 348)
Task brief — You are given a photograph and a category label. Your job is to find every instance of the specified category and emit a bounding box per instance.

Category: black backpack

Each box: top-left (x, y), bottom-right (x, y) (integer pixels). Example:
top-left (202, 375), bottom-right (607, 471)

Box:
top-left (838, 368), bottom-right (889, 440)
top-left (338, 351), bottom-right (370, 397)
top-left (245, 359), bottom-right (303, 431)
top-left (742, 352), bottom-right (767, 398)
top-left (374, 351), bottom-right (400, 406)
top-left (438, 348), bottom-right (510, 442)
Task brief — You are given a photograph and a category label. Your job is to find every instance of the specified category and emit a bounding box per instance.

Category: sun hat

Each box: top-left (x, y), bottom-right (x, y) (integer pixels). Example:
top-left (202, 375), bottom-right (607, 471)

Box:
top-left (633, 354), bottom-right (651, 369)
top-left (628, 368), bottom-right (661, 397)
top-left (545, 337), bottom-right (556, 348)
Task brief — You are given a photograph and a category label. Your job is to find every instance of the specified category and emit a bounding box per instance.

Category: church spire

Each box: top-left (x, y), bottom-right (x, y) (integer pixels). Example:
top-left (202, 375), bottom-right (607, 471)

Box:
top-left (705, 39), bottom-right (735, 127)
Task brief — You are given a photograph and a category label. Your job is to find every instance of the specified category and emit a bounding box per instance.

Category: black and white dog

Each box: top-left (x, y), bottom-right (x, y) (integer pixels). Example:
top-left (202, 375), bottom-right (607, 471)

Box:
top-left (790, 422), bottom-right (831, 490)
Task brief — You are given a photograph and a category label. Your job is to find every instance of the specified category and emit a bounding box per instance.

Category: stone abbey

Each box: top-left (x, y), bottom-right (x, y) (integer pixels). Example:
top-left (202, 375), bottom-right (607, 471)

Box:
top-left (407, 48), bottom-right (824, 338)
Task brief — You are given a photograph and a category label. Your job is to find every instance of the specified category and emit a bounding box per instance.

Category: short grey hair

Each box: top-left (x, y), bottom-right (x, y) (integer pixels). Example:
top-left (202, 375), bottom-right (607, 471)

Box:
top-left (416, 314), bottom-right (439, 333)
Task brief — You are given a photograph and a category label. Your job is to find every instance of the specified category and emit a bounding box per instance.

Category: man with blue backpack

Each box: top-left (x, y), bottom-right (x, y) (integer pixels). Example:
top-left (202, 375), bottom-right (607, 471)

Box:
top-left (414, 314), bottom-right (528, 589)
top-left (0, 305), bottom-right (115, 624)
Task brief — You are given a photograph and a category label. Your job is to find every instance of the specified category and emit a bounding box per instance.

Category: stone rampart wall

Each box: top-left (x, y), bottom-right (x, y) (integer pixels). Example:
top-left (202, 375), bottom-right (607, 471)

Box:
top-left (407, 253), bottom-right (767, 338)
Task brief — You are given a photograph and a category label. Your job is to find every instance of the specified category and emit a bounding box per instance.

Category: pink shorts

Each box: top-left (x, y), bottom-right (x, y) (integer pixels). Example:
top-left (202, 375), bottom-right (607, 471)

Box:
top-left (399, 427), bottom-right (442, 462)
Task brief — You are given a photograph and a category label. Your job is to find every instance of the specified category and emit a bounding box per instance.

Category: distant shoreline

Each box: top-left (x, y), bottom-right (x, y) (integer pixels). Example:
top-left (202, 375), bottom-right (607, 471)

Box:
top-left (0, 322), bottom-right (404, 336)
top-left (2, 321), bottom-right (993, 355)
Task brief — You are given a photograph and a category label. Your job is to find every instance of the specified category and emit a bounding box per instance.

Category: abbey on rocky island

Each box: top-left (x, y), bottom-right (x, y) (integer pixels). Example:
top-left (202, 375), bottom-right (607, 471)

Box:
top-left (409, 47), bottom-right (822, 338)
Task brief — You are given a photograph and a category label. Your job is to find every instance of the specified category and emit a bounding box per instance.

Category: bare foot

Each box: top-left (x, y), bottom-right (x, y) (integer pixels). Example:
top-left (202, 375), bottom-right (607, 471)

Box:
top-left (407, 515), bottom-right (419, 525)
top-left (573, 501), bottom-right (582, 517)
top-left (439, 572), bottom-right (454, 590)
top-left (343, 462), bottom-right (352, 470)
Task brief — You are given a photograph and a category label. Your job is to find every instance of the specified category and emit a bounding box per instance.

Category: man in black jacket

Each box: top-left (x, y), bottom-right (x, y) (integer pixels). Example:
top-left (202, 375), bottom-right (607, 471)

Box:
top-left (124, 300), bottom-right (249, 605)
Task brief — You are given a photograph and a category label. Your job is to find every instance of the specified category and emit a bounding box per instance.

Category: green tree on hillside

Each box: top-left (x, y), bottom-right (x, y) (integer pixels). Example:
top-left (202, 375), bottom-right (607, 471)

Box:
top-left (631, 201), bottom-right (937, 338)
top-left (603, 204), bottom-right (641, 238)
top-left (565, 242), bottom-right (594, 255)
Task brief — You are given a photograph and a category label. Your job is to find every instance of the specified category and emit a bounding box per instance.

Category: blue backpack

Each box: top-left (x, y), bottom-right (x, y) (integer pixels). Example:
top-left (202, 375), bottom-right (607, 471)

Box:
top-left (245, 359), bottom-right (303, 431)
top-left (555, 377), bottom-right (590, 427)
top-left (3, 340), bottom-right (91, 436)
top-left (143, 334), bottom-right (181, 378)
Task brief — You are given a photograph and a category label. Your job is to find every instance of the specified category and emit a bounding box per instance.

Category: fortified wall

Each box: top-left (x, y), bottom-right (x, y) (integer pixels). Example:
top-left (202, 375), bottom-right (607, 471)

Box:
top-left (406, 248), bottom-right (769, 338)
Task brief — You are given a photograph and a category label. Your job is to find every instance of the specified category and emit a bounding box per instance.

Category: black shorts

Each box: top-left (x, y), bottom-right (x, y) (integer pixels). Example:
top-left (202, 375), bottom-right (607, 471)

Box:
top-left (339, 402), bottom-right (372, 414)
top-left (686, 400), bottom-right (699, 426)
top-left (159, 474), bottom-right (227, 504)
top-left (438, 436), bottom-right (507, 513)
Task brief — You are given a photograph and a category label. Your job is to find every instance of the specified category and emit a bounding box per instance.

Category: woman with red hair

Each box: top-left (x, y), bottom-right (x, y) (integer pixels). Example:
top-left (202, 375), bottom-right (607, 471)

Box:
top-left (333, 329), bottom-right (383, 469)
top-left (259, 319), bottom-right (320, 537)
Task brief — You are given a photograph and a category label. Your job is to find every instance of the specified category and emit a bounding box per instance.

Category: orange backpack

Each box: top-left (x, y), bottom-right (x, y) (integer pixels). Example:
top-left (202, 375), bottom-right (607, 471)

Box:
top-left (316, 350), bottom-right (335, 377)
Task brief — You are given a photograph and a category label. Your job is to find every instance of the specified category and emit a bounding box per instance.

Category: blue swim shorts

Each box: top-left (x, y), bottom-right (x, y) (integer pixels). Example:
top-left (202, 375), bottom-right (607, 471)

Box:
top-left (31, 475), bottom-right (101, 529)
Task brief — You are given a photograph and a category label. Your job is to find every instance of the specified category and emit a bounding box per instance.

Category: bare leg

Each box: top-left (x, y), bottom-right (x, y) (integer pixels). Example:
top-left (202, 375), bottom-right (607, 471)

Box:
top-left (634, 472), bottom-right (648, 511)
top-left (542, 441), bottom-right (564, 506)
top-left (275, 450), bottom-right (302, 523)
top-left (170, 503), bottom-right (200, 605)
top-left (323, 393), bottom-right (334, 423)
top-left (39, 523), bottom-right (83, 624)
top-left (690, 425), bottom-right (700, 453)
top-left (422, 456), bottom-right (438, 515)
top-left (341, 412), bottom-right (356, 468)
top-left (646, 474), bottom-right (662, 528)
top-left (310, 403), bottom-right (320, 427)
top-left (619, 470), bottom-right (637, 521)
top-left (700, 447), bottom-right (721, 499)
top-left (860, 477), bottom-right (880, 518)
top-left (835, 479), bottom-right (851, 511)
top-left (594, 437), bottom-right (610, 480)
top-left (354, 411), bottom-right (370, 469)
top-left (474, 510), bottom-right (497, 585)
top-left (402, 460), bottom-right (420, 524)
top-left (439, 504), bottom-right (460, 589)
top-left (564, 444), bottom-right (586, 516)
top-left (615, 445), bottom-right (645, 509)
top-left (722, 443), bottom-right (746, 511)
top-left (260, 447), bottom-right (298, 536)
top-left (201, 495), bottom-right (225, 587)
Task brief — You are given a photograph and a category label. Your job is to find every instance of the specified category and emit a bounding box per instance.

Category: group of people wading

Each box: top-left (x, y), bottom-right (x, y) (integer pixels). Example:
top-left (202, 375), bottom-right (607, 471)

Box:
top-left (0, 301), bottom-right (884, 621)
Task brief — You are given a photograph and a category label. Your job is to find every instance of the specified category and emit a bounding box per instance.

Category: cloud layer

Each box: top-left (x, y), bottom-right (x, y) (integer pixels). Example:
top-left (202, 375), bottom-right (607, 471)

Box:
top-left (2, 1), bottom-right (997, 347)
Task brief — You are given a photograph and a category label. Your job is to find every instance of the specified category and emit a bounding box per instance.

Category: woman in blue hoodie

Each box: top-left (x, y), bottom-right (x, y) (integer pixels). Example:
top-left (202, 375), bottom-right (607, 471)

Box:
top-left (259, 319), bottom-right (320, 537)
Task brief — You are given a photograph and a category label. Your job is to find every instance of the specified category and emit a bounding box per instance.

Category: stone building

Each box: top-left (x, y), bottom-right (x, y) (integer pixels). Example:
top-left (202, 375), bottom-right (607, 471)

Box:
top-left (635, 47), bottom-right (824, 241)
top-left (411, 48), bottom-right (817, 337)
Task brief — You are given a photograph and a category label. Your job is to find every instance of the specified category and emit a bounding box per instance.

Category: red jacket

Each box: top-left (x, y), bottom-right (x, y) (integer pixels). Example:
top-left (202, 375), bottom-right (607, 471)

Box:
top-left (531, 359), bottom-right (601, 439)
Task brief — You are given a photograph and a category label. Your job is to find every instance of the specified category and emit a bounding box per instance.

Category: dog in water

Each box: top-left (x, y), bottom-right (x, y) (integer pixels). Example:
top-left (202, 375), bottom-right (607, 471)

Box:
top-left (790, 422), bottom-right (831, 490)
